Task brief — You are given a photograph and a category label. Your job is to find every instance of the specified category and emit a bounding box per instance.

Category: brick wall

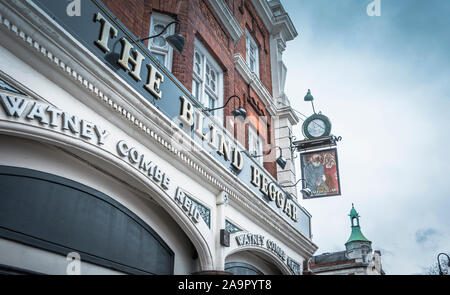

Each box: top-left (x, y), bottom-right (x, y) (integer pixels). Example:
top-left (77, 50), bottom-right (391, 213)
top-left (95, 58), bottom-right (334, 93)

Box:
top-left (102, 0), bottom-right (277, 178)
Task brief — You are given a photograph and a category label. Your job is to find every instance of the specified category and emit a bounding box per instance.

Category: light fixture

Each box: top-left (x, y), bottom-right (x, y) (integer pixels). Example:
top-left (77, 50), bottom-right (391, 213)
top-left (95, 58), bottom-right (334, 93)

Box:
top-left (207, 94), bottom-right (247, 120)
top-left (276, 156), bottom-right (287, 170)
top-left (279, 178), bottom-right (312, 198)
top-left (138, 21), bottom-right (185, 53)
top-left (287, 189), bottom-right (311, 199)
top-left (304, 89), bottom-right (314, 101)
top-left (300, 188), bottom-right (312, 198)
top-left (251, 146), bottom-right (287, 169)
top-left (437, 253), bottom-right (450, 275)
top-left (164, 33), bottom-right (185, 53)
top-left (304, 89), bottom-right (316, 114)
top-left (279, 178), bottom-right (305, 188)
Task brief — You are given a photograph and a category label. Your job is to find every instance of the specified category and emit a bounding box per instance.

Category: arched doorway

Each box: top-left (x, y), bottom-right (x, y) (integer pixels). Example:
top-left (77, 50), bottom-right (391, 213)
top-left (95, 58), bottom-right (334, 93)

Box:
top-left (0, 165), bottom-right (175, 274)
top-left (0, 125), bottom-right (214, 273)
top-left (225, 247), bottom-right (292, 275)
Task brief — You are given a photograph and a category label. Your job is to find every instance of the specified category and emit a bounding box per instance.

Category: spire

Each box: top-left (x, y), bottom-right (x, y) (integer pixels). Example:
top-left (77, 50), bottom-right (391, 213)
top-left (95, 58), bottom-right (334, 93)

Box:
top-left (346, 204), bottom-right (370, 244)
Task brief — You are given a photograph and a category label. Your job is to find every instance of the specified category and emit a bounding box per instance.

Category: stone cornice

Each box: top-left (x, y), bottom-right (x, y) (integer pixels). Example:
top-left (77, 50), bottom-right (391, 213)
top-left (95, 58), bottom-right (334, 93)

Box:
top-left (234, 53), bottom-right (299, 127)
top-left (0, 0), bottom-right (317, 257)
top-left (208, 0), bottom-right (242, 44)
top-left (277, 105), bottom-right (300, 125)
top-left (250, 0), bottom-right (298, 41)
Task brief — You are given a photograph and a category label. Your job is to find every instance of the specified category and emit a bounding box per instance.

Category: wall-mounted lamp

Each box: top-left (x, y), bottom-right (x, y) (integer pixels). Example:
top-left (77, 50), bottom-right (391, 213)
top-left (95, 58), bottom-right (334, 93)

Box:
top-left (279, 178), bottom-right (312, 199)
top-left (206, 94), bottom-right (247, 120)
top-left (251, 146), bottom-right (287, 169)
top-left (138, 21), bottom-right (185, 53)
top-left (220, 229), bottom-right (230, 247)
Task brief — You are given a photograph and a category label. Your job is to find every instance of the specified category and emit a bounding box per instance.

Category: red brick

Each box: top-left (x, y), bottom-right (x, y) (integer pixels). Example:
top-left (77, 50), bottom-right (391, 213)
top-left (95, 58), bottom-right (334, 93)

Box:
top-left (103, 0), bottom-right (276, 179)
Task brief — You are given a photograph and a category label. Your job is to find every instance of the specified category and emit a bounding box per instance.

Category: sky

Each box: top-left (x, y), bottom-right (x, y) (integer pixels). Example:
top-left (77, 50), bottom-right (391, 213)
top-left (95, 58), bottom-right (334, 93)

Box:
top-left (281, 0), bottom-right (450, 274)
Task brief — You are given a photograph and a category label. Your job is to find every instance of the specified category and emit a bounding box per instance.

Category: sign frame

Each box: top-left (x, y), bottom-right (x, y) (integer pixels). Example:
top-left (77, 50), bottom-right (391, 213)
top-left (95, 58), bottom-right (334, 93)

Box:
top-left (300, 148), bottom-right (341, 199)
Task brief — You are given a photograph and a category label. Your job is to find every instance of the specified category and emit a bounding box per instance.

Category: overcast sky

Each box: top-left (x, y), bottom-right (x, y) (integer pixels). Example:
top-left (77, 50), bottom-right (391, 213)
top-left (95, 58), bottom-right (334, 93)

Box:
top-left (281, 0), bottom-right (450, 274)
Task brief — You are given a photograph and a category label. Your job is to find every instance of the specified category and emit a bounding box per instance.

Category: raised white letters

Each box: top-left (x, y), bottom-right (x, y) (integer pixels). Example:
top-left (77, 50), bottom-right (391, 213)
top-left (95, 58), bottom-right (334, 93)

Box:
top-left (26, 102), bottom-right (49, 125)
top-left (250, 165), bottom-right (298, 222)
top-left (179, 96), bottom-right (194, 126)
top-left (80, 120), bottom-right (94, 140)
top-left (217, 134), bottom-right (231, 161)
top-left (116, 140), bottom-right (170, 191)
top-left (174, 188), bottom-right (201, 223)
top-left (118, 38), bottom-right (145, 82)
top-left (232, 149), bottom-right (243, 171)
top-left (145, 63), bottom-right (164, 99)
top-left (0, 95), bottom-right (29, 117)
top-left (0, 96), bottom-right (110, 147)
top-left (62, 112), bottom-right (79, 134)
top-left (94, 125), bottom-right (109, 145)
top-left (251, 166), bottom-right (260, 187)
top-left (46, 106), bottom-right (62, 127)
top-left (94, 12), bottom-right (118, 53)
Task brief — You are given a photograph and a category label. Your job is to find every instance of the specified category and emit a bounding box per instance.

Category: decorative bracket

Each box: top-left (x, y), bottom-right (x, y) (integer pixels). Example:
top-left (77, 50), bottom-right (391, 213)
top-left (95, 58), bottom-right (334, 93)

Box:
top-left (292, 135), bottom-right (342, 152)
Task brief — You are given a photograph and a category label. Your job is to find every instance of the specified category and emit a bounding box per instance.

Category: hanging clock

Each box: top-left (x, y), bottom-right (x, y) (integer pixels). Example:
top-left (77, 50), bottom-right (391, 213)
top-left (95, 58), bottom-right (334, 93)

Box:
top-left (302, 113), bottom-right (332, 139)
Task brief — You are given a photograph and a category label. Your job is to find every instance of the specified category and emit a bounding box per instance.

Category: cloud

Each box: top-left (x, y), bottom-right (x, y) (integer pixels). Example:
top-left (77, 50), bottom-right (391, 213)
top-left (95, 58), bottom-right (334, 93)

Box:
top-left (376, 247), bottom-right (394, 257)
top-left (281, 0), bottom-right (450, 274)
top-left (415, 228), bottom-right (441, 249)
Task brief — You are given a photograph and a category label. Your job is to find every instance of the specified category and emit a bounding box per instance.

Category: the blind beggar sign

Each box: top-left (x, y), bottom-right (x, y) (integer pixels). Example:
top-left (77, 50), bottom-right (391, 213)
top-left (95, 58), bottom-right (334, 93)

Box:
top-left (31, 0), bottom-right (312, 238)
top-left (300, 148), bottom-right (341, 199)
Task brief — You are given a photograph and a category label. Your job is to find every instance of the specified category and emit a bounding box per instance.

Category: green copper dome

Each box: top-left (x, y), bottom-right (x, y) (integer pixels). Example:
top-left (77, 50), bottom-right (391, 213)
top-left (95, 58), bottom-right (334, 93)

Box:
top-left (346, 204), bottom-right (371, 244)
top-left (346, 226), bottom-right (370, 244)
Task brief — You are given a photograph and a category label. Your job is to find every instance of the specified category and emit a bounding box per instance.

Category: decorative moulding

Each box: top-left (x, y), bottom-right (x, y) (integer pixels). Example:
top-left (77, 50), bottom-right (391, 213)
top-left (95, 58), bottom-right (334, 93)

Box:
top-left (250, 0), bottom-right (297, 41)
top-left (233, 53), bottom-right (277, 116)
top-left (208, 0), bottom-right (243, 44)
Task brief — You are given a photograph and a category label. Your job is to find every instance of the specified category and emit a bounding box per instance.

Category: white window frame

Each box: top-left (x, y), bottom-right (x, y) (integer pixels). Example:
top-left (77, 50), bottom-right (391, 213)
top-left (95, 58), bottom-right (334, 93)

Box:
top-left (248, 125), bottom-right (263, 164)
top-left (192, 38), bottom-right (224, 123)
top-left (245, 29), bottom-right (259, 78)
top-left (148, 12), bottom-right (174, 71)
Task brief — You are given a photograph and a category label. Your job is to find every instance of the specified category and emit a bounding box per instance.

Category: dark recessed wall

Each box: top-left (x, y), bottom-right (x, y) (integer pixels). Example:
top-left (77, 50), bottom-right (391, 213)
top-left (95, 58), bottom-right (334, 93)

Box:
top-left (0, 165), bottom-right (174, 275)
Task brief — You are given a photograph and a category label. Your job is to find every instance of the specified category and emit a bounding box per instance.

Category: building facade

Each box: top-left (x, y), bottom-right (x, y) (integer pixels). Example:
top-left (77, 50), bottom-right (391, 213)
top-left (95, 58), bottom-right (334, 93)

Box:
top-left (0, 0), bottom-right (316, 275)
top-left (310, 205), bottom-right (384, 275)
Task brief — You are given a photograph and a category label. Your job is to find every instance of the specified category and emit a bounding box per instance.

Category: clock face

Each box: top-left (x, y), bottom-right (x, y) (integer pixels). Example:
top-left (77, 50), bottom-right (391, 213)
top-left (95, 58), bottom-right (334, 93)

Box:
top-left (302, 114), bottom-right (332, 139)
top-left (307, 119), bottom-right (326, 137)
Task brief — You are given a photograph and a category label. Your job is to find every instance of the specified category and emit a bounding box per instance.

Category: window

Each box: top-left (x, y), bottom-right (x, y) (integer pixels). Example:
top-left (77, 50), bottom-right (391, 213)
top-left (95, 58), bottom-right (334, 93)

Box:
top-left (192, 38), bottom-right (223, 122)
top-left (148, 13), bottom-right (175, 70)
top-left (245, 29), bottom-right (259, 77)
top-left (225, 262), bottom-right (264, 275)
top-left (248, 125), bottom-right (263, 164)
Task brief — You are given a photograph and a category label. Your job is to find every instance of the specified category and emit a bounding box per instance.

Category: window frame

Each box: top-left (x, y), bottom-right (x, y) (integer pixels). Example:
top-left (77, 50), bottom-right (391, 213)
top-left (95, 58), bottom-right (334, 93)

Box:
top-left (248, 125), bottom-right (263, 164)
top-left (192, 38), bottom-right (224, 123)
top-left (148, 12), bottom-right (175, 71)
top-left (245, 29), bottom-right (260, 78)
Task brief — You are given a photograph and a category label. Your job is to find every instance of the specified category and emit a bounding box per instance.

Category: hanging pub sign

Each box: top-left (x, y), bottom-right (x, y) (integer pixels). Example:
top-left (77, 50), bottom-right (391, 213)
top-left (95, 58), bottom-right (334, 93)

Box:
top-left (300, 148), bottom-right (341, 199)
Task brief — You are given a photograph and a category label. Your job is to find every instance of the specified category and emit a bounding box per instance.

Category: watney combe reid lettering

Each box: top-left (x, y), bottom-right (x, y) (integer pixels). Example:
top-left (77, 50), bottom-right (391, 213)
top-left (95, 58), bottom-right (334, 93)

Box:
top-left (0, 93), bottom-right (204, 224)
top-left (92, 12), bottom-right (299, 223)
